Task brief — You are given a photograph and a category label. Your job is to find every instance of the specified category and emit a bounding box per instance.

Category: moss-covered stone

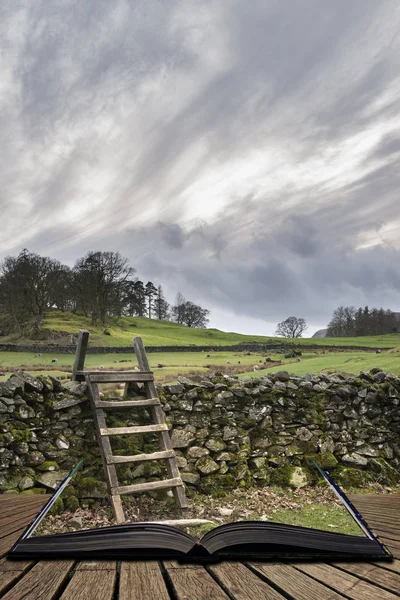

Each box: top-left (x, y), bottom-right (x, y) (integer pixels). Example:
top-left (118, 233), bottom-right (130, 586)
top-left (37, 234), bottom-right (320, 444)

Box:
top-left (304, 453), bottom-right (338, 469)
top-left (49, 497), bottom-right (65, 515)
top-left (20, 487), bottom-right (47, 495)
top-left (37, 461), bottom-right (59, 472)
top-left (198, 474), bottom-right (237, 495)
top-left (331, 466), bottom-right (375, 488)
top-left (65, 495), bottom-right (80, 511)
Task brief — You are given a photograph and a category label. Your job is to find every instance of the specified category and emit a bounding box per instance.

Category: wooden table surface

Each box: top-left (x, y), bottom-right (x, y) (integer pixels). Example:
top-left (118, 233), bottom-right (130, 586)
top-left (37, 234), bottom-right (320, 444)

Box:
top-left (0, 493), bottom-right (399, 599)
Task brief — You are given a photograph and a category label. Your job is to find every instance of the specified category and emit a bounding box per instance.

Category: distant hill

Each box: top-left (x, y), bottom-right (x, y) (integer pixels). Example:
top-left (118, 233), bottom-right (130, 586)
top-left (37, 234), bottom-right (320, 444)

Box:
top-left (312, 328), bottom-right (328, 338)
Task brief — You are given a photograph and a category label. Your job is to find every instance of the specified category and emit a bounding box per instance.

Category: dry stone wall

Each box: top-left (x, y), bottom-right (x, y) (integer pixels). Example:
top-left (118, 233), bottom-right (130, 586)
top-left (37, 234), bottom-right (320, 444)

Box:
top-left (0, 369), bottom-right (399, 508)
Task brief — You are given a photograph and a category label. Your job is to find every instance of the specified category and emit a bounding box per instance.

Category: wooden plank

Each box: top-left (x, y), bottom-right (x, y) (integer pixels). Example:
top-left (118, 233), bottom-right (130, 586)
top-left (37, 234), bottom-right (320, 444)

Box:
top-left (0, 531), bottom-right (29, 559)
top-left (76, 562), bottom-right (116, 571)
top-left (0, 508), bottom-right (54, 538)
top-left (100, 424), bottom-right (168, 436)
top-left (163, 561), bottom-right (229, 600)
top-left (113, 477), bottom-right (182, 495)
top-left (61, 569), bottom-right (116, 600)
top-left (87, 372), bottom-right (154, 383)
top-left (96, 398), bottom-right (161, 408)
top-left (371, 559), bottom-right (400, 574)
top-left (86, 378), bottom-right (125, 524)
top-left (72, 329), bottom-right (89, 380)
top-left (249, 562), bottom-right (345, 599)
top-left (209, 562), bottom-right (287, 599)
top-left (0, 559), bottom-right (33, 596)
top-left (107, 450), bottom-right (176, 464)
top-left (119, 562), bottom-right (170, 600)
top-left (331, 562), bottom-right (400, 596)
top-left (133, 337), bottom-right (188, 510)
top-left (1, 560), bottom-right (74, 600)
top-left (295, 563), bottom-right (400, 599)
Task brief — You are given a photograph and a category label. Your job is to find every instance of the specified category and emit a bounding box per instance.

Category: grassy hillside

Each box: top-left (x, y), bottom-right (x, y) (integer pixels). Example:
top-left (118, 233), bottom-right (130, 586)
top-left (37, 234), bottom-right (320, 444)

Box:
top-left (1, 310), bottom-right (399, 348)
top-left (240, 349), bottom-right (400, 379)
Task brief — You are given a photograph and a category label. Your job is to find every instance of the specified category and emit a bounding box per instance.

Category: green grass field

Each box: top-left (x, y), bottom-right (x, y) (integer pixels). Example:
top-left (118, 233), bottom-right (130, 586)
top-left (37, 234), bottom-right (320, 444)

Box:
top-left (241, 350), bottom-right (400, 378)
top-left (1, 310), bottom-right (400, 348)
top-left (1, 310), bottom-right (399, 382)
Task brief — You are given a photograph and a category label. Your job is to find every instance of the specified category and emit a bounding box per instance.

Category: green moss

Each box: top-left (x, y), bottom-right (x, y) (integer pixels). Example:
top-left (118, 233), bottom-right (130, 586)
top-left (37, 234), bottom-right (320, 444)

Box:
top-left (20, 487), bottom-right (47, 495)
top-left (331, 466), bottom-right (375, 488)
top-left (368, 458), bottom-right (400, 486)
top-left (77, 477), bottom-right (99, 493)
top-left (270, 465), bottom-right (296, 487)
top-left (11, 429), bottom-right (31, 442)
top-left (49, 497), bottom-right (65, 515)
top-left (199, 474), bottom-right (237, 496)
top-left (37, 461), bottom-right (59, 472)
top-left (305, 453), bottom-right (338, 469)
top-left (65, 496), bottom-right (80, 511)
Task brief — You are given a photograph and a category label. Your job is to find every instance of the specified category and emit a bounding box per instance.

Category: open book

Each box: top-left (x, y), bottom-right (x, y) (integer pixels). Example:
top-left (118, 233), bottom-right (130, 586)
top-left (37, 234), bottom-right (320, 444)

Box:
top-left (9, 462), bottom-right (392, 562)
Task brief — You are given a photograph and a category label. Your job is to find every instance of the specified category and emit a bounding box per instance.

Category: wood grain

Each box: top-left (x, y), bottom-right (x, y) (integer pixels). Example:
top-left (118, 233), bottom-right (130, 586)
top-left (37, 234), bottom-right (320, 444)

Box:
top-left (250, 562), bottom-right (345, 599)
top-left (119, 562), bottom-right (171, 600)
top-left (295, 563), bottom-right (400, 600)
top-left (164, 561), bottom-right (229, 600)
top-left (209, 562), bottom-right (286, 599)
top-left (1, 560), bottom-right (74, 600)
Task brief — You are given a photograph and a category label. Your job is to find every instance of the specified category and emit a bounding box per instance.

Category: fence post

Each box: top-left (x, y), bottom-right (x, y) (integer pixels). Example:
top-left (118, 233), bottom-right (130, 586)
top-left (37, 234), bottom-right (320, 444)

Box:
top-left (71, 330), bottom-right (89, 381)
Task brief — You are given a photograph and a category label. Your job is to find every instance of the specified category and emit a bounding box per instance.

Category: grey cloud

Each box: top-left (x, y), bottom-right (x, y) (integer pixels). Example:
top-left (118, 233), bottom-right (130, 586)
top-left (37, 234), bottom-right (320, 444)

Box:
top-left (1, 1), bottom-right (400, 333)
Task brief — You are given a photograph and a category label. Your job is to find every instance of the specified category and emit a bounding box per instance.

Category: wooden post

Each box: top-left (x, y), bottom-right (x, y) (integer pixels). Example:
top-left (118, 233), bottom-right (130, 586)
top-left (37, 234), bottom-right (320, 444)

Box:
top-left (71, 330), bottom-right (89, 381)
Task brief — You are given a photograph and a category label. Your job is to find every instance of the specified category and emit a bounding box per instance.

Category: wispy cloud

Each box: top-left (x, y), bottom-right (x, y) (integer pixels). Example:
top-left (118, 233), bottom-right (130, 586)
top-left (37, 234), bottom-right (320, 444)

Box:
top-left (0, 0), bottom-right (399, 334)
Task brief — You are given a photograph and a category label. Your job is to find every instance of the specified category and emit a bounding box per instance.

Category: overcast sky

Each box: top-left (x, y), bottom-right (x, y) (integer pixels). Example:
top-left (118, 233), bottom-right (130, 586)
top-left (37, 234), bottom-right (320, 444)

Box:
top-left (1, 1), bottom-right (400, 336)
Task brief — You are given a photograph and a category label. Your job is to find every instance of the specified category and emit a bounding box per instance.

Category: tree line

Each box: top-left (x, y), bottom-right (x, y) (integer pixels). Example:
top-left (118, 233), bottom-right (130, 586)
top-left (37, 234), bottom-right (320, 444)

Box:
top-left (326, 305), bottom-right (399, 337)
top-left (0, 249), bottom-right (210, 336)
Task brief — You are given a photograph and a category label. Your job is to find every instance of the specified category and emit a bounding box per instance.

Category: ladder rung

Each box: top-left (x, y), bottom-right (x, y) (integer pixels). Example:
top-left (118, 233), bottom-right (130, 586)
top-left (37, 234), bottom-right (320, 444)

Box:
top-left (100, 424), bottom-right (168, 436)
top-left (106, 450), bottom-right (176, 464)
top-left (83, 371), bottom-right (154, 383)
top-left (96, 398), bottom-right (161, 408)
top-left (113, 477), bottom-right (183, 495)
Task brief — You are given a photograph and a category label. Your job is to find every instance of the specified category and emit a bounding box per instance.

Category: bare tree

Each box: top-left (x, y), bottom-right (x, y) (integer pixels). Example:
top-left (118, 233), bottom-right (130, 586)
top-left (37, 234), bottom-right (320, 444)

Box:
top-left (275, 316), bottom-right (307, 338)
top-left (171, 292), bottom-right (186, 325)
top-left (0, 249), bottom-right (64, 334)
top-left (73, 251), bottom-right (135, 326)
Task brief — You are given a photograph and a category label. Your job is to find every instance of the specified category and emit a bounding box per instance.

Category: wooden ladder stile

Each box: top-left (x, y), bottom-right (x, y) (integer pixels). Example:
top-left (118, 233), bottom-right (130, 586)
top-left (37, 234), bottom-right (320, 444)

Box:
top-left (72, 330), bottom-right (188, 523)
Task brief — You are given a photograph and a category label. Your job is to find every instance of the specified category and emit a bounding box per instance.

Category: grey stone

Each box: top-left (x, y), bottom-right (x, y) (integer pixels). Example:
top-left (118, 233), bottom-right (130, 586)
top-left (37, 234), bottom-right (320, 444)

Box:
top-left (170, 428), bottom-right (196, 448)
top-left (181, 472), bottom-right (200, 484)
top-left (273, 381), bottom-right (287, 392)
top-left (53, 397), bottom-right (84, 410)
top-left (205, 438), bottom-right (226, 452)
top-left (19, 476), bottom-right (34, 490)
top-left (70, 517), bottom-right (83, 528)
top-left (12, 441), bottom-right (29, 455)
top-left (274, 371), bottom-right (290, 382)
top-left (61, 381), bottom-right (87, 397)
top-left (195, 456), bottom-right (220, 474)
top-left (187, 446), bottom-right (209, 459)
top-left (223, 426), bottom-right (238, 441)
top-left (297, 427), bottom-right (313, 442)
top-left (55, 435), bottom-right (70, 450)
top-left (36, 471), bottom-right (68, 489)
top-left (166, 384), bottom-right (185, 394)
top-left (25, 451), bottom-right (45, 466)
top-left (342, 453), bottom-right (368, 466)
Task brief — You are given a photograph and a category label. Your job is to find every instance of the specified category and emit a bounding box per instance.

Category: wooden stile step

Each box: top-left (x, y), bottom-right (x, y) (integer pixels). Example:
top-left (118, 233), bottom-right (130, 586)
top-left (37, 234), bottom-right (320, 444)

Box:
top-left (95, 398), bottom-right (161, 408)
top-left (100, 424), bottom-right (168, 436)
top-left (85, 371), bottom-right (154, 383)
top-left (106, 450), bottom-right (176, 465)
top-left (113, 477), bottom-right (182, 495)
